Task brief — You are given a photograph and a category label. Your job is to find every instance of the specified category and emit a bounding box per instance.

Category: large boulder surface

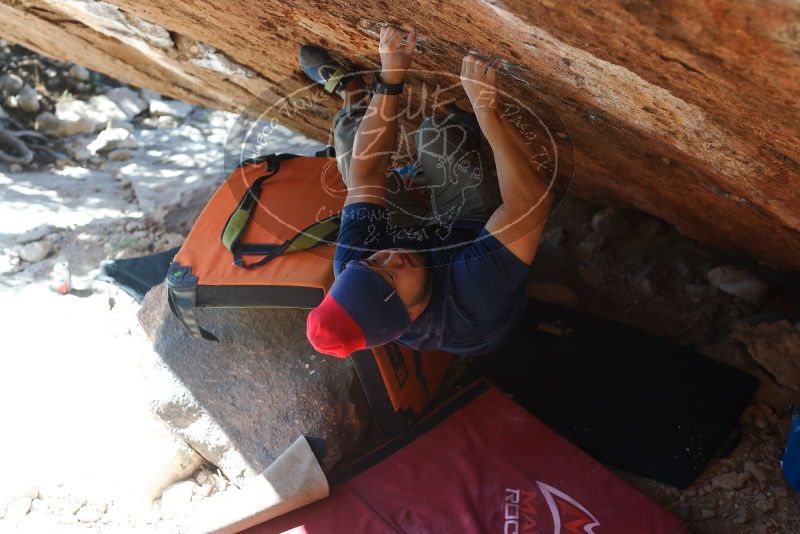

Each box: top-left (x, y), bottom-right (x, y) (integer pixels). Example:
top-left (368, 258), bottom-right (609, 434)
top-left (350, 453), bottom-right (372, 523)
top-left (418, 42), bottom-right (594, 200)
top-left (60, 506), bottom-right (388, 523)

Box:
top-left (137, 283), bottom-right (370, 483)
top-left (1, 0), bottom-right (799, 270)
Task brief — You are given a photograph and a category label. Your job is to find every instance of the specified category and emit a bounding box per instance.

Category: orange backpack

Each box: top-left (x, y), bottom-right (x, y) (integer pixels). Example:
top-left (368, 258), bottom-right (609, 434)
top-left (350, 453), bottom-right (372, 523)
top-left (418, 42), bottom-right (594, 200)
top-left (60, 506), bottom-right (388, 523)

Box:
top-left (166, 153), bottom-right (453, 435)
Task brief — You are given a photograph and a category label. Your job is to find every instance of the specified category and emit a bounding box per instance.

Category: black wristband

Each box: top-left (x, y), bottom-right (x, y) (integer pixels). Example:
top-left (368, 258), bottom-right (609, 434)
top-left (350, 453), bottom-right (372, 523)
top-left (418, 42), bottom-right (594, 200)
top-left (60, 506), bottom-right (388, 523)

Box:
top-left (371, 74), bottom-right (404, 95)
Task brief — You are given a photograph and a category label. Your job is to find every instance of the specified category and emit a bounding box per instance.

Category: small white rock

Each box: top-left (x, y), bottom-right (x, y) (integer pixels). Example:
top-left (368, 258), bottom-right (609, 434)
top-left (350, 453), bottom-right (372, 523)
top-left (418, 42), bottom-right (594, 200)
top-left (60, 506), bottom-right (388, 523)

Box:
top-left (29, 498), bottom-right (49, 514)
top-left (4, 497), bottom-right (32, 519)
top-left (160, 480), bottom-right (197, 512)
top-left (55, 100), bottom-right (100, 135)
top-left (68, 64), bottom-right (91, 82)
top-left (149, 98), bottom-right (194, 119)
top-left (87, 127), bottom-right (135, 154)
top-left (13, 487), bottom-right (40, 500)
top-left (706, 265), bottom-right (768, 306)
top-left (86, 94), bottom-right (131, 123)
top-left (36, 483), bottom-right (68, 500)
top-left (9, 163), bottom-right (23, 173)
top-left (49, 496), bottom-right (85, 515)
top-left (19, 240), bottom-right (52, 262)
top-left (76, 502), bottom-right (106, 523)
top-left (193, 481), bottom-right (213, 498)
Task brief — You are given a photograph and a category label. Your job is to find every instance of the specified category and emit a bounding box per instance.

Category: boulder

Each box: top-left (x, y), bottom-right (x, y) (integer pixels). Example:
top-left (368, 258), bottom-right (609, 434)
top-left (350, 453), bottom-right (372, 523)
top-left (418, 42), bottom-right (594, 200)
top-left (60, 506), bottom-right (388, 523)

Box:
top-left (0, 72), bottom-right (23, 95)
top-left (34, 111), bottom-right (59, 132)
top-left (53, 88), bottom-right (148, 137)
top-left (18, 239), bottom-right (52, 262)
top-left (65, 138), bottom-right (92, 161)
top-left (732, 320), bottom-right (800, 392)
top-left (15, 223), bottom-right (55, 244)
top-left (86, 93), bottom-right (136, 123)
top-left (103, 86), bottom-right (147, 118)
top-left (16, 85), bottom-right (39, 113)
top-left (137, 283), bottom-right (370, 483)
top-left (1, 0), bottom-right (799, 269)
top-left (68, 63), bottom-right (90, 82)
top-left (706, 265), bottom-right (768, 306)
top-left (55, 100), bottom-right (101, 136)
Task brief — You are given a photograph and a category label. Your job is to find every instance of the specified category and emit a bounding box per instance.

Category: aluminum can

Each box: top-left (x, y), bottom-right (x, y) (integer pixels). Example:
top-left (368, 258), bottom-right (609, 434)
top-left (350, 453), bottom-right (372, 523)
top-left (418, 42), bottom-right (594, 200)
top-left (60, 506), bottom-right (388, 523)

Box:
top-left (51, 261), bottom-right (72, 294)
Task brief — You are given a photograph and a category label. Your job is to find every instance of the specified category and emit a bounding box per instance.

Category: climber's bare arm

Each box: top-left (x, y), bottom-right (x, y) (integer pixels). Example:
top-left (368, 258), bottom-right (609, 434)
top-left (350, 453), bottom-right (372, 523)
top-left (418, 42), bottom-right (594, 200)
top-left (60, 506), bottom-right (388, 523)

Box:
top-left (460, 55), bottom-right (553, 265)
top-left (345, 26), bottom-right (417, 208)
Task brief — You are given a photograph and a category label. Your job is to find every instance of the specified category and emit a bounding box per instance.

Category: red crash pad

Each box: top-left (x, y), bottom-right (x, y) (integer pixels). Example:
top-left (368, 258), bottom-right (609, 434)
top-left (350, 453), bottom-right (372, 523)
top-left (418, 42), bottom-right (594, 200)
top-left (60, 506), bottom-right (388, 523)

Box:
top-left (247, 381), bottom-right (689, 533)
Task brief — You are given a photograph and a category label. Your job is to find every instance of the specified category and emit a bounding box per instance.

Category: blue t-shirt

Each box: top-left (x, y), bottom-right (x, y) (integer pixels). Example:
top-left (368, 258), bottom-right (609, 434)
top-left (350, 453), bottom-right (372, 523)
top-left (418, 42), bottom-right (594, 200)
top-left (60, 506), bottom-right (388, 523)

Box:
top-left (334, 203), bottom-right (529, 357)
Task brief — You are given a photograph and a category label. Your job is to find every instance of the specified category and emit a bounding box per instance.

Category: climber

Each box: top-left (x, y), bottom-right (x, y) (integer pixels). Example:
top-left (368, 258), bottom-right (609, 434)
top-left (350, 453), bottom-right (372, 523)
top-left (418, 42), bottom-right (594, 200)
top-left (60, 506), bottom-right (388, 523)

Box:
top-left (300, 25), bottom-right (553, 358)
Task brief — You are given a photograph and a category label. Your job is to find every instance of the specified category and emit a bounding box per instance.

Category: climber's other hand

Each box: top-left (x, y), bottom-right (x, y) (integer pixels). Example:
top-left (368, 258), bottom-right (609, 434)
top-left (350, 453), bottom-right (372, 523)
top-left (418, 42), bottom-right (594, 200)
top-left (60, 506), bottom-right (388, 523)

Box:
top-left (379, 25), bottom-right (416, 85)
top-left (460, 54), bottom-right (499, 114)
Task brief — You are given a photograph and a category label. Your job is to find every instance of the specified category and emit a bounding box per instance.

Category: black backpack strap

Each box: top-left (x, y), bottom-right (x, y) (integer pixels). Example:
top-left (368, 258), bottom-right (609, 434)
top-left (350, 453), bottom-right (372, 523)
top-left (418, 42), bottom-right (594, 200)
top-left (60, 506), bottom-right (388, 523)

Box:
top-left (315, 145), bottom-right (336, 157)
top-left (350, 348), bottom-right (410, 438)
top-left (166, 262), bottom-right (218, 341)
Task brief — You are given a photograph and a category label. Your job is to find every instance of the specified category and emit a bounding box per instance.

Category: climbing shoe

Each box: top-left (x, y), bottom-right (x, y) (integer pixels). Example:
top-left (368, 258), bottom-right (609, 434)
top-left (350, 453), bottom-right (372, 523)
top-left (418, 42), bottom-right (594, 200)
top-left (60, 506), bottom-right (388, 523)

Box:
top-left (298, 45), bottom-right (358, 94)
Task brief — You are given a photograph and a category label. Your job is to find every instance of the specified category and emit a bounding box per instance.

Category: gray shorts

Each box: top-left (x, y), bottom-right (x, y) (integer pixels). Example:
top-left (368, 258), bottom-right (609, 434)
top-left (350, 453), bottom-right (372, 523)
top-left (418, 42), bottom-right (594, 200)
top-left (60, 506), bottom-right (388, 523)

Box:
top-left (332, 105), bottom-right (501, 229)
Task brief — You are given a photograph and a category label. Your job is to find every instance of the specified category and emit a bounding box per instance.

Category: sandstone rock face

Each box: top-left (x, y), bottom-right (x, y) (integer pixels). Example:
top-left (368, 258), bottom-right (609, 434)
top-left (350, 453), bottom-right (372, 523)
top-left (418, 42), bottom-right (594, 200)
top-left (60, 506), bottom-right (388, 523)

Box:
top-left (1, 1), bottom-right (799, 270)
top-left (137, 283), bottom-right (370, 483)
top-left (732, 320), bottom-right (800, 393)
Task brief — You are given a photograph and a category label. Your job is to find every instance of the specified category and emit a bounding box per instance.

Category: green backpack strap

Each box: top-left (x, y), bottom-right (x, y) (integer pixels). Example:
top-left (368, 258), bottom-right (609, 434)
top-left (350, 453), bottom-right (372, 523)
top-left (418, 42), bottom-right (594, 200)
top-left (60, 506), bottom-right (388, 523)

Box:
top-left (221, 171), bottom-right (276, 254)
top-left (232, 215), bottom-right (341, 268)
top-left (285, 217), bottom-right (341, 253)
top-left (220, 156), bottom-right (340, 268)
